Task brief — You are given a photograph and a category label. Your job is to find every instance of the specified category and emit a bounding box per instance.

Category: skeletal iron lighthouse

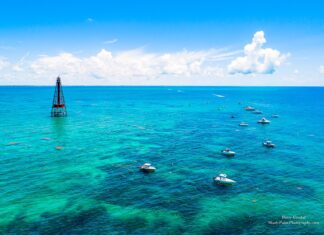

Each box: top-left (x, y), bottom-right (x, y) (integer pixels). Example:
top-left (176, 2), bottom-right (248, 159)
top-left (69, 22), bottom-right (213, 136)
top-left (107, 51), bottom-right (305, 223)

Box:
top-left (51, 76), bottom-right (67, 117)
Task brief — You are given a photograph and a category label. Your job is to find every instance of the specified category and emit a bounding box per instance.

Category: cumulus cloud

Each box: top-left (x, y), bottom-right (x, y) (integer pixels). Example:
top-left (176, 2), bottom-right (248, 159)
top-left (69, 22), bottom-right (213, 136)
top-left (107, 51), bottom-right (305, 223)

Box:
top-left (228, 31), bottom-right (288, 74)
top-left (320, 65), bottom-right (324, 74)
top-left (30, 48), bottom-right (229, 82)
top-left (0, 47), bottom-right (243, 84)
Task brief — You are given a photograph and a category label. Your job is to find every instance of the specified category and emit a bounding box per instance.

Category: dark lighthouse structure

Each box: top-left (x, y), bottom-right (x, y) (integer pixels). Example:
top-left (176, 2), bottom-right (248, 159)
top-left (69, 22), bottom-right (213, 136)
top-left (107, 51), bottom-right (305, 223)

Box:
top-left (51, 76), bottom-right (67, 117)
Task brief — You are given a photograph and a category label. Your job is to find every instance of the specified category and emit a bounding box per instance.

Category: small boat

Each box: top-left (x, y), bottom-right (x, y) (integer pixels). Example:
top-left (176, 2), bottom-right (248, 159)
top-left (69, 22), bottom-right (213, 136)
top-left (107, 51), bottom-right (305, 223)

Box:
top-left (221, 148), bottom-right (236, 156)
top-left (139, 163), bottom-right (156, 173)
top-left (239, 122), bottom-right (248, 127)
top-left (245, 106), bottom-right (255, 111)
top-left (253, 110), bottom-right (262, 114)
top-left (258, 118), bottom-right (270, 124)
top-left (214, 173), bottom-right (236, 185)
top-left (263, 140), bottom-right (275, 148)
top-left (272, 114), bottom-right (279, 118)
top-left (214, 94), bottom-right (225, 98)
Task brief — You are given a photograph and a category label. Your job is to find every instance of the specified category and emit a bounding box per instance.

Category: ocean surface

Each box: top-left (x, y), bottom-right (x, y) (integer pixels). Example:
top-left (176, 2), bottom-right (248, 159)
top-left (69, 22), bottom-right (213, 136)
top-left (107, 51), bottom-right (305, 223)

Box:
top-left (0, 86), bottom-right (323, 234)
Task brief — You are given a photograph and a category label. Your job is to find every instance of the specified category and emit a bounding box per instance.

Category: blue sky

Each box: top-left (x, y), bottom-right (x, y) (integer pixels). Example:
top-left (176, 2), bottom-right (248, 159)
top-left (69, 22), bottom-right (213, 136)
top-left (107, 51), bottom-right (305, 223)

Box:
top-left (0, 0), bottom-right (323, 85)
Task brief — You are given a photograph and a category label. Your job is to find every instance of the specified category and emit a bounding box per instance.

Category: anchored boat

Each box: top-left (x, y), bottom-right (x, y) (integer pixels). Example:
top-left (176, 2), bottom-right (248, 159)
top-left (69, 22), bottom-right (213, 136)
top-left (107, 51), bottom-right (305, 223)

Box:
top-left (139, 163), bottom-right (156, 173)
top-left (214, 174), bottom-right (236, 185)
top-left (245, 106), bottom-right (255, 111)
top-left (221, 148), bottom-right (236, 157)
top-left (258, 117), bottom-right (270, 124)
top-left (263, 140), bottom-right (275, 148)
top-left (239, 122), bottom-right (249, 126)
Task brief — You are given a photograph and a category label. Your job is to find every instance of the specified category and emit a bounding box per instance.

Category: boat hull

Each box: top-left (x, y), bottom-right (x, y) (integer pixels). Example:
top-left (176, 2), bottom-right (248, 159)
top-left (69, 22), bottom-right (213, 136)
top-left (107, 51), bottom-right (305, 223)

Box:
top-left (258, 121), bottom-right (270, 124)
top-left (221, 151), bottom-right (235, 156)
top-left (140, 167), bottom-right (156, 173)
top-left (263, 143), bottom-right (275, 148)
top-left (214, 177), bottom-right (236, 185)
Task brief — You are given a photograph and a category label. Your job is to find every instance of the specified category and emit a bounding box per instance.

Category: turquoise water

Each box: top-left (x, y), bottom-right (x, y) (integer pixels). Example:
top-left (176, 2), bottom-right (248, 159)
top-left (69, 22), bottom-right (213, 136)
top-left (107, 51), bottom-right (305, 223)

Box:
top-left (0, 86), bottom-right (323, 234)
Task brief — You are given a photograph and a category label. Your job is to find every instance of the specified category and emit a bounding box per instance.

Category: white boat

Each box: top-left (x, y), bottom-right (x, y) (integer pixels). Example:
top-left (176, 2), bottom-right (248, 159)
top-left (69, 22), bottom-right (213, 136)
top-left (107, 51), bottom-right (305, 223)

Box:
top-left (239, 122), bottom-right (249, 127)
top-left (214, 94), bottom-right (225, 98)
top-left (258, 117), bottom-right (270, 124)
top-left (139, 163), bottom-right (156, 173)
top-left (214, 174), bottom-right (236, 185)
top-left (263, 140), bottom-right (275, 148)
top-left (253, 110), bottom-right (262, 114)
top-left (221, 148), bottom-right (236, 156)
top-left (272, 114), bottom-right (279, 118)
top-left (245, 106), bottom-right (255, 111)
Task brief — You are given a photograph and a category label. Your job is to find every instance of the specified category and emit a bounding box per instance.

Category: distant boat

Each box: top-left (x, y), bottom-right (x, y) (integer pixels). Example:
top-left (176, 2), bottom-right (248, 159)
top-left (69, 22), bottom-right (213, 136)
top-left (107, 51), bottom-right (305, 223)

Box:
top-left (221, 148), bottom-right (236, 157)
top-left (214, 94), bottom-right (225, 98)
top-left (139, 163), bottom-right (156, 173)
top-left (214, 174), bottom-right (236, 185)
top-left (245, 106), bottom-right (255, 111)
top-left (239, 122), bottom-right (249, 126)
top-left (258, 117), bottom-right (270, 124)
top-left (263, 140), bottom-right (275, 148)
top-left (272, 114), bottom-right (279, 118)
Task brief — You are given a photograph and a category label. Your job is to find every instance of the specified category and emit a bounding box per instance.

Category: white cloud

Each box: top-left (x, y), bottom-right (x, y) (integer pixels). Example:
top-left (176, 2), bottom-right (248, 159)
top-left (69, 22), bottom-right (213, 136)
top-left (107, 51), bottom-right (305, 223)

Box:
top-left (320, 65), bottom-right (324, 74)
top-left (228, 31), bottom-right (288, 74)
top-left (31, 53), bottom-right (84, 76)
top-left (0, 57), bottom-right (9, 70)
top-left (12, 52), bottom-right (30, 72)
top-left (103, 39), bottom-right (118, 44)
top-left (29, 48), bottom-right (230, 83)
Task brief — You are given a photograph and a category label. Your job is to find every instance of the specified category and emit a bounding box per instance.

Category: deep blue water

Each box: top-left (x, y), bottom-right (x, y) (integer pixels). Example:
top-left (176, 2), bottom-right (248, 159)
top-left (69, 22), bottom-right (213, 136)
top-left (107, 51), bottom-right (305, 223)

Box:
top-left (0, 86), bottom-right (323, 234)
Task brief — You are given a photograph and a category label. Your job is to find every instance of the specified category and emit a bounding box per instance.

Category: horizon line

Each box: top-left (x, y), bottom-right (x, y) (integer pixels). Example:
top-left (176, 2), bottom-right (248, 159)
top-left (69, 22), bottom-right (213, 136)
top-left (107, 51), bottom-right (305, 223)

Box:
top-left (0, 85), bottom-right (323, 87)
